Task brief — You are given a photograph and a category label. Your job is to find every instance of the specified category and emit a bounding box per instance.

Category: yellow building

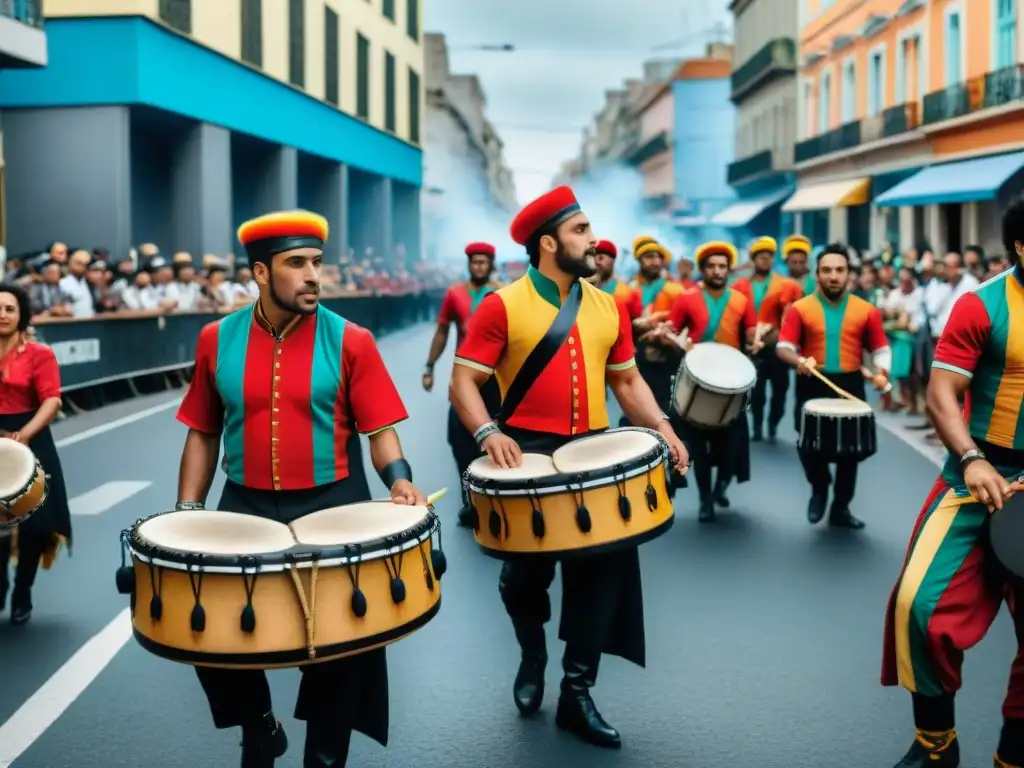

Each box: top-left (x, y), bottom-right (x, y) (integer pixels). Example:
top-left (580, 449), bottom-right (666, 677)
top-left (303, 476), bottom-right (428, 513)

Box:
top-left (0, 0), bottom-right (424, 261)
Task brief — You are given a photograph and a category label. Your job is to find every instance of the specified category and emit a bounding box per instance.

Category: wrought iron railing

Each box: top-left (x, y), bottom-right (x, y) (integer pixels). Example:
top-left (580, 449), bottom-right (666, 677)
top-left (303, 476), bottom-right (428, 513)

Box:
top-left (730, 38), bottom-right (796, 103)
top-left (726, 149), bottom-right (773, 184)
top-left (794, 120), bottom-right (861, 163)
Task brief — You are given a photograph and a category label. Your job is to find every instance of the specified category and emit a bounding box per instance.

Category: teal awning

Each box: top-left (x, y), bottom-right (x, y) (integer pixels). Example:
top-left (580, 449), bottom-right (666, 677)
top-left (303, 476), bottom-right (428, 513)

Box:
top-left (875, 151), bottom-right (1024, 207)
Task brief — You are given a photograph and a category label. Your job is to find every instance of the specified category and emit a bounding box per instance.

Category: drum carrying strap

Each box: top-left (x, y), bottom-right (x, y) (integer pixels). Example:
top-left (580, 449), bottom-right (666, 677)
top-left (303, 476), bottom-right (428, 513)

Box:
top-left (498, 280), bottom-right (584, 426)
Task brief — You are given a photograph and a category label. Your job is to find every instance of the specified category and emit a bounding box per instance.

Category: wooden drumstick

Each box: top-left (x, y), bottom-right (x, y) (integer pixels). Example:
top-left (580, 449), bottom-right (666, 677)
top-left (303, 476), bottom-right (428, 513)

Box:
top-left (427, 488), bottom-right (447, 507)
top-left (798, 357), bottom-right (864, 403)
top-left (860, 365), bottom-right (893, 395)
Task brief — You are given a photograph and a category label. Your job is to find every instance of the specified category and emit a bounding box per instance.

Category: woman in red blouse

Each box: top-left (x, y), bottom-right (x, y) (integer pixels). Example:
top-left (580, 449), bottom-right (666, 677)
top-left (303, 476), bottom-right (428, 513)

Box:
top-left (0, 283), bottom-right (72, 625)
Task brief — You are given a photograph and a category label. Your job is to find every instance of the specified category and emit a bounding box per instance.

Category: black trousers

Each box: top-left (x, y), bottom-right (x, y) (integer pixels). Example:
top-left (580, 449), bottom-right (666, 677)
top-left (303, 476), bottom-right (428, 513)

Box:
top-left (496, 427), bottom-right (647, 671)
top-left (193, 463), bottom-right (390, 752)
top-left (794, 372), bottom-right (865, 507)
top-left (448, 406), bottom-right (479, 510)
top-left (750, 351), bottom-right (790, 434)
top-left (0, 531), bottom-right (48, 609)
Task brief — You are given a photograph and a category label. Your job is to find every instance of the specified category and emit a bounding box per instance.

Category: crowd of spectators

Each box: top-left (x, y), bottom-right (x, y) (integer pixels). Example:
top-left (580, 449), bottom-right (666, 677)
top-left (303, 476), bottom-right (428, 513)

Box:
top-left (0, 242), bottom-right (464, 323)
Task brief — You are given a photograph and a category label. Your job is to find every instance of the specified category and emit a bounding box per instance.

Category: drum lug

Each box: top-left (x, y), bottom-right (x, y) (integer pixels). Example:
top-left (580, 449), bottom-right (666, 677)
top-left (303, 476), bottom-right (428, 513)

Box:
top-left (430, 548), bottom-right (447, 580)
top-left (575, 502), bottom-right (592, 534)
top-left (351, 588), bottom-right (368, 617)
top-left (531, 508), bottom-right (545, 539)
top-left (618, 495), bottom-right (632, 522)
top-left (389, 577), bottom-right (406, 604)
top-left (645, 484), bottom-right (658, 512)
top-left (115, 566), bottom-right (134, 595)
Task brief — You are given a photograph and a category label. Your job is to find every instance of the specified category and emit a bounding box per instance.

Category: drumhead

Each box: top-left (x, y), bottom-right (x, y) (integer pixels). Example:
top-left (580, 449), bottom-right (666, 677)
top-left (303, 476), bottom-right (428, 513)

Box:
top-left (135, 510), bottom-right (295, 556)
top-left (0, 439), bottom-right (36, 498)
top-left (467, 453), bottom-right (558, 481)
top-left (803, 397), bottom-right (873, 416)
top-left (552, 428), bottom-right (662, 474)
top-left (289, 502), bottom-right (430, 547)
top-left (684, 342), bottom-right (758, 394)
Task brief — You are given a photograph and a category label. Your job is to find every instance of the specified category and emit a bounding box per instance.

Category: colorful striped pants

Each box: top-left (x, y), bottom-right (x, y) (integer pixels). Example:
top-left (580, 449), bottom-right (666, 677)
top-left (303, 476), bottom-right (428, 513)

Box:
top-left (881, 474), bottom-right (1024, 718)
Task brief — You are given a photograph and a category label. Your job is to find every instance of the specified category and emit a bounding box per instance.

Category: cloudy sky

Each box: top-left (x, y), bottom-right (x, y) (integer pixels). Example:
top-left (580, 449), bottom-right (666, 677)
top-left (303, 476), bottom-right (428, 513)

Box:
top-left (423, 0), bottom-right (731, 207)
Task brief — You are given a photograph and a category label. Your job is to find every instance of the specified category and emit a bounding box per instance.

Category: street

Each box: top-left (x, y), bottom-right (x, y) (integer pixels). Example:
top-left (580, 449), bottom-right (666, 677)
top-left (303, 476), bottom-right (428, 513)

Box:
top-left (0, 324), bottom-right (1014, 768)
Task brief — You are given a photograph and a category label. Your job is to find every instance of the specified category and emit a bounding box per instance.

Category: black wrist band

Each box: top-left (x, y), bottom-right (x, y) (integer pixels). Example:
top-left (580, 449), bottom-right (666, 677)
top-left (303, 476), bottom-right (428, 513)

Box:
top-left (379, 458), bottom-right (413, 490)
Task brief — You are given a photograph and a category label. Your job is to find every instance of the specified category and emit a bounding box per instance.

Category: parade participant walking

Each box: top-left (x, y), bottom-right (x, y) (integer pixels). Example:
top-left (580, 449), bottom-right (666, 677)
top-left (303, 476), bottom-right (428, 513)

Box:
top-left (666, 241), bottom-right (757, 521)
top-left (423, 241), bottom-right (501, 527)
top-left (630, 241), bottom-right (686, 411)
top-left (776, 243), bottom-right (890, 529)
top-left (881, 201), bottom-right (1024, 768)
top-left (783, 235), bottom-right (815, 295)
top-left (732, 236), bottom-right (803, 443)
top-left (175, 210), bottom-right (427, 768)
top-left (0, 282), bottom-right (71, 626)
top-left (449, 186), bottom-right (688, 749)
top-left (591, 239), bottom-right (637, 313)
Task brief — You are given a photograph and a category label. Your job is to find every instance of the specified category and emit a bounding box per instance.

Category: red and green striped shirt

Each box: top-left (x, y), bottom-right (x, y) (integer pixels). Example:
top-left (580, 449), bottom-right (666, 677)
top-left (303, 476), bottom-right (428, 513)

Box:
top-left (932, 268), bottom-right (1024, 451)
top-left (177, 302), bottom-right (407, 491)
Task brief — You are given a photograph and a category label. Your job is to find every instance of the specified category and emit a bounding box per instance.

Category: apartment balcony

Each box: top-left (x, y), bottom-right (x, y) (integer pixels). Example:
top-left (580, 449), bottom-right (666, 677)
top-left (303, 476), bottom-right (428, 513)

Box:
top-left (626, 130), bottom-right (670, 167)
top-left (860, 113), bottom-right (884, 144)
top-left (794, 120), bottom-right (861, 163)
top-left (730, 38), bottom-right (797, 105)
top-left (0, 0), bottom-right (46, 68)
top-left (881, 102), bottom-right (920, 137)
top-left (921, 64), bottom-right (1024, 127)
top-left (727, 149), bottom-right (773, 185)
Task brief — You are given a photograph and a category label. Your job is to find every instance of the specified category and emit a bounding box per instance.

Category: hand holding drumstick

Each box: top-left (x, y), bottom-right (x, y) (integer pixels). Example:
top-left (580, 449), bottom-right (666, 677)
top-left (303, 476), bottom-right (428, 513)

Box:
top-left (633, 310), bottom-right (670, 334)
top-left (748, 322), bottom-right (772, 354)
top-left (860, 366), bottom-right (892, 394)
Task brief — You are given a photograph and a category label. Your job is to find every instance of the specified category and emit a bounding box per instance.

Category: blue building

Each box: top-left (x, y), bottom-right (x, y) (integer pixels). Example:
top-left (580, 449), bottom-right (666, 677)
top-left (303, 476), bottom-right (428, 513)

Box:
top-left (0, 3), bottom-right (423, 262)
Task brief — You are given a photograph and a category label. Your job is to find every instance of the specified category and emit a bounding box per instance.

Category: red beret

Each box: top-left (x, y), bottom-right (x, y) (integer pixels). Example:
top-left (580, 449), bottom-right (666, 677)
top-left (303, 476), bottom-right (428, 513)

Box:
top-left (464, 242), bottom-right (495, 258)
top-left (509, 186), bottom-right (581, 245)
top-left (596, 240), bottom-right (617, 257)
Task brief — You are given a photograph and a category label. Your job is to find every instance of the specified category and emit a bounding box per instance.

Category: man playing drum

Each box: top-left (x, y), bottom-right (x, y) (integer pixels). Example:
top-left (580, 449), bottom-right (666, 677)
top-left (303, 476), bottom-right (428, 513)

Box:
top-left (422, 241), bottom-right (501, 528)
top-left (175, 210), bottom-right (428, 768)
top-left (881, 201), bottom-right (1024, 768)
top-left (665, 241), bottom-right (757, 521)
top-left (449, 185), bottom-right (689, 749)
top-left (776, 243), bottom-right (890, 529)
top-left (732, 236), bottom-right (803, 444)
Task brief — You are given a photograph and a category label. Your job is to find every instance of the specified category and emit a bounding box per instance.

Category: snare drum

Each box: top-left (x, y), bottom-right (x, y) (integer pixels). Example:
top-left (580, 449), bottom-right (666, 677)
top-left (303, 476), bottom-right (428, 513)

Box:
top-left (0, 439), bottom-right (48, 528)
top-left (798, 398), bottom-right (877, 462)
top-left (671, 342), bottom-right (757, 429)
top-left (464, 427), bottom-right (673, 559)
top-left (120, 502), bottom-right (444, 669)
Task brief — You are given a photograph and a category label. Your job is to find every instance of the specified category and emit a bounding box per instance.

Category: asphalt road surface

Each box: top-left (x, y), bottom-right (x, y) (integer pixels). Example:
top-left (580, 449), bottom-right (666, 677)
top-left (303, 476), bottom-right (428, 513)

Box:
top-left (0, 324), bottom-right (1014, 768)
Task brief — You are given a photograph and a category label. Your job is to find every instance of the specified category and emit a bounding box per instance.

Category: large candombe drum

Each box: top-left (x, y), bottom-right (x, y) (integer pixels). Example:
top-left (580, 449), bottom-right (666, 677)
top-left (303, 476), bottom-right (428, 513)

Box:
top-left (464, 427), bottom-right (674, 559)
top-left (118, 501), bottom-right (445, 669)
top-left (0, 438), bottom-right (48, 528)
top-left (671, 341), bottom-right (758, 429)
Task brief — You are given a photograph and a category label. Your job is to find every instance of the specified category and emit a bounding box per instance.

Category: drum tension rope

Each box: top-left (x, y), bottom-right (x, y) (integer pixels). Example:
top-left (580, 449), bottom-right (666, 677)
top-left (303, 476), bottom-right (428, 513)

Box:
top-left (571, 475), bottom-right (592, 534)
top-left (186, 557), bottom-right (207, 633)
top-left (239, 557), bottom-right (258, 634)
top-left (287, 555), bottom-right (320, 660)
top-left (645, 469), bottom-right (658, 512)
top-left (343, 547), bottom-right (368, 618)
top-left (115, 530), bottom-right (135, 597)
top-left (429, 523), bottom-right (447, 580)
top-left (148, 563), bottom-right (164, 621)
top-left (382, 539), bottom-right (407, 605)
top-left (613, 467), bottom-right (631, 522)
top-left (527, 481), bottom-right (545, 539)
top-left (487, 491), bottom-right (508, 541)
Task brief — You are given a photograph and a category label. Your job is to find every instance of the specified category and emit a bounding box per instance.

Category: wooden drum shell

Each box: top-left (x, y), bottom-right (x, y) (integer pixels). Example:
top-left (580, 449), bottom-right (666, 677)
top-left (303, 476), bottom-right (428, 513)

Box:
top-left (0, 463), bottom-right (47, 528)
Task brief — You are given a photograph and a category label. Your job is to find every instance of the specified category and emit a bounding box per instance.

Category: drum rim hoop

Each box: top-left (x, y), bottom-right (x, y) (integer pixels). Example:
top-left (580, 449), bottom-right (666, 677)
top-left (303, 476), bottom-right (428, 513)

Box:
top-left (126, 508), bottom-right (441, 570)
top-left (802, 399), bottom-right (874, 417)
top-left (675, 356), bottom-right (757, 396)
top-left (0, 454), bottom-right (43, 503)
top-left (464, 428), bottom-right (669, 496)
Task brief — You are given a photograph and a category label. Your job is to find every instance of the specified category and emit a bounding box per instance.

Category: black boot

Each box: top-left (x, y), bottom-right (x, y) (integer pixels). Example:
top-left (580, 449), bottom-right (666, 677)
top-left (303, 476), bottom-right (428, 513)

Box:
top-left (457, 504), bottom-right (475, 529)
top-left (240, 711), bottom-right (288, 768)
top-left (10, 547), bottom-right (40, 626)
top-left (828, 501), bottom-right (865, 530)
top-left (511, 620), bottom-right (547, 715)
top-left (713, 476), bottom-right (731, 508)
top-left (303, 721), bottom-right (351, 767)
top-left (891, 731), bottom-right (960, 766)
top-left (555, 648), bottom-right (620, 749)
top-left (807, 490), bottom-right (827, 524)
top-left (767, 422), bottom-right (778, 445)
top-left (698, 497), bottom-right (715, 523)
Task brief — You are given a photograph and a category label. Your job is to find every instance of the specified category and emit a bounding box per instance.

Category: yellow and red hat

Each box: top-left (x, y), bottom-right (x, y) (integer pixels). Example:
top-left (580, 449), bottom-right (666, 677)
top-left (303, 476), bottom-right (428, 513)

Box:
top-left (749, 236), bottom-right (777, 255)
top-left (510, 186), bottom-right (582, 245)
top-left (632, 235), bottom-right (657, 252)
top-left (694, 240), bottom-right (739, 268)
top-left (237, 210), bottom-right (329, 263)
top-left (782, 235), bottom-right (812, 260)
top-left (635, 241), bottom-right (671, 266)
top-left (465, 241), bottom-right (496, 258)
top-left (596, 239), bottom-right (617, 257)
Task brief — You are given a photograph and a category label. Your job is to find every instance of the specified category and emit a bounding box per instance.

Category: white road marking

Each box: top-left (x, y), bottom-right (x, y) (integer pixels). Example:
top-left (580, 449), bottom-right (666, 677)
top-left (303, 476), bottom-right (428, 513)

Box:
top-left (0, 609), bottom-right (132, 767)
top-left (55, 397), bottom-right (182, 448)
top-left (69, 481), bottom-right (152, 517)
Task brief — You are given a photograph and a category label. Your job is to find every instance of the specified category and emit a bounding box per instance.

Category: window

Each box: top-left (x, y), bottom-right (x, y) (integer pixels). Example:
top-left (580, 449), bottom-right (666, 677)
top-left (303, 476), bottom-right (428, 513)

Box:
top-left (819, 71), bottom-right (832, 133)
top-left (325, 7), bottom-right (339, 105)
top-left (841, 60), bottom-right (856, 122)
top-left (357, 33), bottom-right (371, 119)
top-left (997, 0), bottom-right (1016, 69)
top-left (383, 0), bottom-right (395, 21)
top-left (384, 51), bottom-right (396, 132)
top-left (159, 0), bottom-right (191, 34)
top-left (945, 11), bottom-right (963, 85)
top-left (406, 0), bottom-right (419, 40)
top-left (288, 0), bottom-right (305, 88)
top-left (868, 50), bottom-right (884, 116)
top-left (408, 67), bottom-right (421, 142)
top-left (241, 0), bottom-right (262, 67)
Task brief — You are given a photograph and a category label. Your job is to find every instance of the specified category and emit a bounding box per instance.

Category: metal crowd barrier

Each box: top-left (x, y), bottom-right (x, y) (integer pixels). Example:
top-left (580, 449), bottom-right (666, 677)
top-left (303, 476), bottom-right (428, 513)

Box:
top-left (30, 291), bottom-right (442, 403)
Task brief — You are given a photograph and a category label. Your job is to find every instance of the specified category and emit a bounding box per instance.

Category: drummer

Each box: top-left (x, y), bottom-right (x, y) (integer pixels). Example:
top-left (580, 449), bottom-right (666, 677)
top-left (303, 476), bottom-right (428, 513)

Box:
top-left (592, 239), bottom-right (639, 315)
top-left (449, 185), bottom-right (688, 749)
top-left (664, 241), bottom-right (758, 521)
top-left (783, 234), bottom-right (816, 295)
top-left (731, 236), bottom-right (803, 444)
top-left (775, 243), bottom-right (890, 529)
top-left (175, 209), bottom-right (428, 768)
top-left (881, 202), bottom-right (1024, 768)
top-left (422, 241), bottom-right (501, 528)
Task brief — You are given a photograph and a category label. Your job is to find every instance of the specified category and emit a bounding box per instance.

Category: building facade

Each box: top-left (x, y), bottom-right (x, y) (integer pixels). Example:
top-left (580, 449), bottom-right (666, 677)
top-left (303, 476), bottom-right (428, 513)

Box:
top-left (789, 0), bottom-right (1024, 256)
top-left (422, 32), bottom-right (516, 260)
top-left (0, 0), bottom-right (424, 262)
top-left (715, 0), bottom-right (798, 245)
top-left (629, 77), bottom-right (675, 221)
